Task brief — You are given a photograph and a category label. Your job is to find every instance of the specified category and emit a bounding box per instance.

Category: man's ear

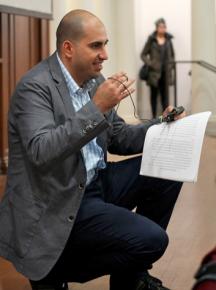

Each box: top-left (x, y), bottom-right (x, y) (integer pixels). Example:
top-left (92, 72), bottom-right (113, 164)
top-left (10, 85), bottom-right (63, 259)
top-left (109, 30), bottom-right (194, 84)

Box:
top-left (62, 40), bottom-right (74, 58)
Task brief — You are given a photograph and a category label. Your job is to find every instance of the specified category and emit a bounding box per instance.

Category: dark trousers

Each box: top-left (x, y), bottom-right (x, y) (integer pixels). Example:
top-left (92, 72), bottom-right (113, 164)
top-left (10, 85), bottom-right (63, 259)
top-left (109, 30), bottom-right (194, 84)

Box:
top-left (31, 156), bottom-right (182, 289)
top-left (150, 71), bottom-right (168, 118)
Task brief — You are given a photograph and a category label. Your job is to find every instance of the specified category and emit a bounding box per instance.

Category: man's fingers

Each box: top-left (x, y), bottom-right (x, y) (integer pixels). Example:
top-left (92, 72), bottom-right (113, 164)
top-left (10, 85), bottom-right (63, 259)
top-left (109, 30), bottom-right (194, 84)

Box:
top-left (122, 79), bottom-right (135, 89)
top-left (108, 72), bottom-right (129, 86)
top-left (111, 71), bottom-right (128, 80)
top-left (118, 74), bottom-right (129, 84)
top-left (107, 76), bottom-right (135, 94)
top-left (162, 105), bottom-right (174, 117)
top-left (116, 78), bottom-right (135, 92)
top-left (106, 72), bottom-right (135, 103)
top-left (174, 111), bottom-right (186, 120)
top-left (120, 87), bottom-right (136, 99)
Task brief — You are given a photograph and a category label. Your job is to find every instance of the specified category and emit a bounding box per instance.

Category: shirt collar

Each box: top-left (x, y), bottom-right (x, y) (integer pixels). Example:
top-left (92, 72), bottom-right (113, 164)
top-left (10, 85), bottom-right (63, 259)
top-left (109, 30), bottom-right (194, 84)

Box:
top-left (56, 52), bottom-right (96, 94)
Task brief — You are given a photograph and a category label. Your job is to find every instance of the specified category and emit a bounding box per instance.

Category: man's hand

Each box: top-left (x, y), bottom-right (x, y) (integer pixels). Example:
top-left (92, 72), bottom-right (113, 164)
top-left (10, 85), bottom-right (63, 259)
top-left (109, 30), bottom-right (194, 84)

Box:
top-left (162, 105), bottom-right (186, 121)
top-left (93, 72), bottom-right (135, 113)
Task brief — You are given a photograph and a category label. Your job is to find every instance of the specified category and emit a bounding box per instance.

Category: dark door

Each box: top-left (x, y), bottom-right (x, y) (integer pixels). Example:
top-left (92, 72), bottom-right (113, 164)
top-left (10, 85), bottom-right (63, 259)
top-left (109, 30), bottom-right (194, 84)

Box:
top-left (0, 12), bottom-right (50, 173)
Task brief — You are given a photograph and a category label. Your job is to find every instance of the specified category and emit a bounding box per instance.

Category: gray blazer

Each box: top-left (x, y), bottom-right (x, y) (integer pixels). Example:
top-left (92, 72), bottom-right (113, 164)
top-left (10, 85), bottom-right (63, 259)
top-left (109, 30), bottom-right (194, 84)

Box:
top-left (0, 53), bottom-right (158, 280)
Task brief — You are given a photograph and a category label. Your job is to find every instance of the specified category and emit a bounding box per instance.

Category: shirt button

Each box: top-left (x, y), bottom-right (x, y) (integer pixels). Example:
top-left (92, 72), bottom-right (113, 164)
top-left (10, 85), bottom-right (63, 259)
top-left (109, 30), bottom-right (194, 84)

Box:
top-left (79, 183), bottom-right (85, 190)
top-left (67, 216), bottom-right (74, 222)
top-left (93, 121), bottom-right (98, 126)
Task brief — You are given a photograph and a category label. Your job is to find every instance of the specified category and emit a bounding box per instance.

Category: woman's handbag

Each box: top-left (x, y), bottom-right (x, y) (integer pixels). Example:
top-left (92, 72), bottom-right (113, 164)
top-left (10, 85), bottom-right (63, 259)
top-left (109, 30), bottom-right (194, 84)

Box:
top-left (139, 64), bottom-right (149, 81)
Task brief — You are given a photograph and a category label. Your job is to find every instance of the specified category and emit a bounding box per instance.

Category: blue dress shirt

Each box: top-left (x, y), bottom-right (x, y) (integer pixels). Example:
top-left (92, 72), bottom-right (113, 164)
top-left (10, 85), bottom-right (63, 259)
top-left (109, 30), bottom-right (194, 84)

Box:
top-left (57, 53), bottom-right (106, 185)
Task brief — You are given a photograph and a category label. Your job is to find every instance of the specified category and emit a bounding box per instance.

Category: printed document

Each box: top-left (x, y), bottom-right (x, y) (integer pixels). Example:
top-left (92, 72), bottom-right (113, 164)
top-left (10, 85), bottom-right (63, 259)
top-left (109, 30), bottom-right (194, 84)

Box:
top-left (140, 111), bottom-right (211, 182)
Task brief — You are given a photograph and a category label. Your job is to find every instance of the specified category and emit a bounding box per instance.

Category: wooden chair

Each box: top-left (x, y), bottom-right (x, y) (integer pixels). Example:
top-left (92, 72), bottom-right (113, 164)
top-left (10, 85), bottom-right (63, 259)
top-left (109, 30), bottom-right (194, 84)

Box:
top-left (0, 257), bottom-right (31, 290)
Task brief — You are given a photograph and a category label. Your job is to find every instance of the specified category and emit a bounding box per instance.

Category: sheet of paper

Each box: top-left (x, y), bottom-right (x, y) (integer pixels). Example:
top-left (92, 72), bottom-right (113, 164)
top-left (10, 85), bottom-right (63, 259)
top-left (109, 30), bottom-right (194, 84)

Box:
top-left (140, 111), bottom-right (211, 182)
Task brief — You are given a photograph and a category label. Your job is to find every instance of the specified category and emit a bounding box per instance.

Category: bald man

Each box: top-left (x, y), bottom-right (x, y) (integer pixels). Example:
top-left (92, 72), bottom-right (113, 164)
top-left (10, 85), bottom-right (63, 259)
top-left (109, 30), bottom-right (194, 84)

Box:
top-left (0, 9), bottom-right (184, 290)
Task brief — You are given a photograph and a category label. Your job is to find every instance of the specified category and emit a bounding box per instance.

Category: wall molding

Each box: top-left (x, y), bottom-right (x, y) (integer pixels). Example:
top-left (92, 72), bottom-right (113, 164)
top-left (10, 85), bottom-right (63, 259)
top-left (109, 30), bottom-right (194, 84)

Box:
top-left (0, 2), bottom-right (52, 19)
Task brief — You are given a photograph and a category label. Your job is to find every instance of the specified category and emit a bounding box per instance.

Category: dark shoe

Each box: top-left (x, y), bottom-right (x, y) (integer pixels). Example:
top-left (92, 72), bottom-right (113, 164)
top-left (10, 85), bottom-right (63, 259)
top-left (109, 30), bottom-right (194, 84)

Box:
top-left (30, 280), bottom-right (68, 290)
top-left (135, 272), bottom-right (171, 290)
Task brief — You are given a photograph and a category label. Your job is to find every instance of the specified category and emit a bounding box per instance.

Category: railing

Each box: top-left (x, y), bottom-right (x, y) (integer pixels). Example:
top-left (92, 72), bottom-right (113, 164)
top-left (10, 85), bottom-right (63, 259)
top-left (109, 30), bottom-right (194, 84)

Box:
top-left (170, 60), bottom-right (216, 106)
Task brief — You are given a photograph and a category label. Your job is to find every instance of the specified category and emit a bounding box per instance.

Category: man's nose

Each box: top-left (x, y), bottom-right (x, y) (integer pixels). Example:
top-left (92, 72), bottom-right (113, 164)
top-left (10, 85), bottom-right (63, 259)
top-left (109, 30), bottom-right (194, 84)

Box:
top-left (99, 47), bottom-right (108, 60)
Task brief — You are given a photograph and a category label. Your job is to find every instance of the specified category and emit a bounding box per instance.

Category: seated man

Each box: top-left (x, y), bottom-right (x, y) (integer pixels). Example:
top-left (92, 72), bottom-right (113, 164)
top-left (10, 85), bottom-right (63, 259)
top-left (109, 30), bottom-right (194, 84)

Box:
top-left (0, 9), bottom-right (184, 290)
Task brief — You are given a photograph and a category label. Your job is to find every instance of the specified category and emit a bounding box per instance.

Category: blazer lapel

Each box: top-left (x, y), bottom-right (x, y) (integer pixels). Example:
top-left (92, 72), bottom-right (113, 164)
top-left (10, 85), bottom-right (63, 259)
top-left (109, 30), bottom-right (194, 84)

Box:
top-left (48, 53), bottom-right (109, 159)
top-left (47, 52), bottom-right (75, 117)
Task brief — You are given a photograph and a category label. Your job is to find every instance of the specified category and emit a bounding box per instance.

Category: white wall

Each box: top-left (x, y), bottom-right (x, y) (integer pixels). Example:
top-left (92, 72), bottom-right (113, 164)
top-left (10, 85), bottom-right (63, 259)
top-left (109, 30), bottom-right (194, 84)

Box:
top-left (135, 0), bottom-right (192, 119)
top-left (192, 0), bottom-right (216, 136)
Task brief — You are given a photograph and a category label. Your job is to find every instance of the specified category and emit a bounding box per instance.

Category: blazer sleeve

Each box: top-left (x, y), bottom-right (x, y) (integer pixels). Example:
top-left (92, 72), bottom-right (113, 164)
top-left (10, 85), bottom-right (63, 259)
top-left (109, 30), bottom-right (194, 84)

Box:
top-left (107, 111), bottom-right (158, 155)
top-left (11, 79), bottom-right (110, 170)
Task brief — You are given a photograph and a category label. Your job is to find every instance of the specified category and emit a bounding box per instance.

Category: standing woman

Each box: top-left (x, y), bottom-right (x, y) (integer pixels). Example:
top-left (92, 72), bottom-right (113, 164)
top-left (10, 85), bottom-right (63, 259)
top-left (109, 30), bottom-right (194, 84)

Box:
top-left (141, 18), bottom-right (175, 118)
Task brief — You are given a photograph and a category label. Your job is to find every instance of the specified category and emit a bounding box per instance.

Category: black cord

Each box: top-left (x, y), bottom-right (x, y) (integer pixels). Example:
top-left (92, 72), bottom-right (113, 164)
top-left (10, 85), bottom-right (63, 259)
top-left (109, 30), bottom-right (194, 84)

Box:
top-left (107, 77), bottom-right (151, 122)
top-left (91, 76), bottom-right (156, 184)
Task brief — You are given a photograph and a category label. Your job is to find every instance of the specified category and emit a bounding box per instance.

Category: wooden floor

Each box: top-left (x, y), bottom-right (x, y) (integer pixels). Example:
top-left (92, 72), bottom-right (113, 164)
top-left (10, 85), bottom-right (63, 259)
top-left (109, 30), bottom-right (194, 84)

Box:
top-left (0, 136), bottom-right (216, 290)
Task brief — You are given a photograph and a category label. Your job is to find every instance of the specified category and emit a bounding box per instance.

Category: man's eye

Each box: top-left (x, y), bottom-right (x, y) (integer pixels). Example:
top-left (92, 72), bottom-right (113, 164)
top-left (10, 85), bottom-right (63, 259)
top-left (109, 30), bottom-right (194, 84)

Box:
top-left (91, 43), bottom-right (101, 48)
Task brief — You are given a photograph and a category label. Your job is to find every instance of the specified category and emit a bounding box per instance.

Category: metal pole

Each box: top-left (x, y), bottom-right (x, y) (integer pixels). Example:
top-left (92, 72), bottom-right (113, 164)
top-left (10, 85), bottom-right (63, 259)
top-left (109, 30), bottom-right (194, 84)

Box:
top-left (174, 62), bottom-right (177, 106)
top-left (165, 61), bottom-right (169, 108)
